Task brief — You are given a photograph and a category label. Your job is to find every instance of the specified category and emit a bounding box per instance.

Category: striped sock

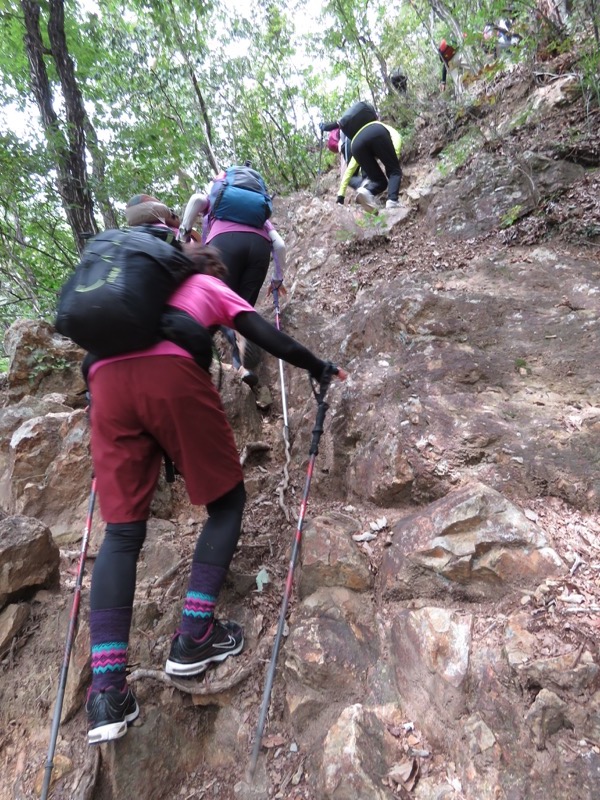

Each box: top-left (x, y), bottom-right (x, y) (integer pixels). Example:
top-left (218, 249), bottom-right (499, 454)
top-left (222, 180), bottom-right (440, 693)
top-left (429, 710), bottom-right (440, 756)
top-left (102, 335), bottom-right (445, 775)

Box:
top-left (179, 563), bottom-right (227, 640)
top-left (89, 606), bottom-right (132, 693)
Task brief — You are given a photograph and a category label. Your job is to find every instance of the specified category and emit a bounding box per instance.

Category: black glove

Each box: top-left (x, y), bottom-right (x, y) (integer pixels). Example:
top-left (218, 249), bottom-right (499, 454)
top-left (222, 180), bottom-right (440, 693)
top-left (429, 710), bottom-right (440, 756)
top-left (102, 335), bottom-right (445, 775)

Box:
top-left (160, 309), bottom-right (213, 372)
top-left (310, 360), bottom-right (339, 382)
top-left (336, 196), bottom-right (345, 205)
top-left (319, 122), bottom-right (326, 132)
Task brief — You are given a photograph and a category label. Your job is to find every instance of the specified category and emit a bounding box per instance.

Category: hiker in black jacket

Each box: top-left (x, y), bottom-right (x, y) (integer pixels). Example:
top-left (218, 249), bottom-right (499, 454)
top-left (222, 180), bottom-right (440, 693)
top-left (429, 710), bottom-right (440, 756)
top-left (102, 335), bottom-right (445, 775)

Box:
top-left (321, 101), bottom-right (402, 212)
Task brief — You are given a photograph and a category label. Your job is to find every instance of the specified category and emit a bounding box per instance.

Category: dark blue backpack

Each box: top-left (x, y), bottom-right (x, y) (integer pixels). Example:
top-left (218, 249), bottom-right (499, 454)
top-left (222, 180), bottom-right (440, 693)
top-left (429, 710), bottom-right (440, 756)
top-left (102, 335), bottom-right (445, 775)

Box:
top-left (208, 166), bottom-right (273, 228)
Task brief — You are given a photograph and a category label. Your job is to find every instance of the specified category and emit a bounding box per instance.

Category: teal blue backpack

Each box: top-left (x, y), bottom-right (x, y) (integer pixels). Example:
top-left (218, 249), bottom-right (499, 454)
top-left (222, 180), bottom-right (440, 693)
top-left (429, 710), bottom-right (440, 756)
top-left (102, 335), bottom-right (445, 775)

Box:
top-left (208, 165), bottom-right (273, 228)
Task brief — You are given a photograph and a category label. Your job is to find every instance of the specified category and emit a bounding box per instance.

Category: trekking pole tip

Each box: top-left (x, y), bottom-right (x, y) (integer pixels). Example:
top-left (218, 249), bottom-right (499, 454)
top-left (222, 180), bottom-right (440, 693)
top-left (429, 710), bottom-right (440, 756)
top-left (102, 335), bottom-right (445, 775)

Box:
top-left (247, 748), bottom-right (262, 785)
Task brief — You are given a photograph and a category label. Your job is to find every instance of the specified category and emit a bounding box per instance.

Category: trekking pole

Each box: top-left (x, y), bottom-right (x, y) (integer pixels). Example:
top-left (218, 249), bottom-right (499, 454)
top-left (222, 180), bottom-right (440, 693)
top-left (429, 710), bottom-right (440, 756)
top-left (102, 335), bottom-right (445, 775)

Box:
top-left (272, 286), bottom-right (291, 521)
top-left (271, 287), bottom-right (290, 435)
top-left (316, 131), bottom-right (324, 195)
top-left (249, 367), bottom-right (336, 778)
top-left (41, 477), bottom-right (97, 800)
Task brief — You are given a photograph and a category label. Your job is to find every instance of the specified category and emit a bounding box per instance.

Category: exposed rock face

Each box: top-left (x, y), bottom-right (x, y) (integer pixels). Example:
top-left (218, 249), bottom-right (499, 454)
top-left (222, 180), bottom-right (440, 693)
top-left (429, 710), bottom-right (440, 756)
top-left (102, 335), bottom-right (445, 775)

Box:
top-left (7, 409), bottom-right (92, 541)
top-left (0, 515), bottom-right (60, 608)
top-left (379, 481), bottom-right (563, 602)
top-left (425, 152), bottom-right (584, 239)
top-left (286, 588), bottom-right (378, 693)
top-left (3, 320), bottom-right (85, 405)
top-left (0, 603), bottom-right (30, 658)
top-left (319, 704), bottom-right (402, 800)
top-left (298, 512), bottom-right (373, 597)
top-left (389, 607), bottom-right (472, 749)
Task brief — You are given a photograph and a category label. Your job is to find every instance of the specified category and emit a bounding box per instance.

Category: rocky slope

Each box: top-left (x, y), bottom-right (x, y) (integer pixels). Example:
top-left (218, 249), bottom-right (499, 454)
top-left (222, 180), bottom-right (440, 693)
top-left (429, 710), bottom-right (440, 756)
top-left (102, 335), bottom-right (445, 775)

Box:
top-left (1, 55), bottom-right (599, 800)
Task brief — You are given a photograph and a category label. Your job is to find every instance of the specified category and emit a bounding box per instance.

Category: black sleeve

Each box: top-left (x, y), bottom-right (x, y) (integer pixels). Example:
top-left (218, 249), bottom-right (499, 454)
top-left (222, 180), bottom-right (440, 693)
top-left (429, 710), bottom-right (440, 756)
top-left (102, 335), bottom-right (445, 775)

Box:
top-left (440, 56), bottom-right (448, 83)
top-left (81, 352), bottom-right (98, 386)
top-left (321, 121), bottom-right (339, 132)
top-left (234, 311), bottom-right (327, 380)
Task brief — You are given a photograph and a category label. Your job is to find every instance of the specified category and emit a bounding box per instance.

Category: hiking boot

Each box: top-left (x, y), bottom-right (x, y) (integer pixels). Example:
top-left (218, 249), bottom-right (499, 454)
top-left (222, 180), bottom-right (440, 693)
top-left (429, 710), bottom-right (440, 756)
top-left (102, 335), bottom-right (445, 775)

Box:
top-left (385, 199), bottom-right (400, 209)
top-left (237, 366), bottom-right (259, 388)
top-left (355, 187), bottom-right (379, 214)
top-left (165, 620), bottom-right (244, 677)
top-left (86, 686), bottom-right (139, 745)
top-left (253, 384), bottom-right (272, 411)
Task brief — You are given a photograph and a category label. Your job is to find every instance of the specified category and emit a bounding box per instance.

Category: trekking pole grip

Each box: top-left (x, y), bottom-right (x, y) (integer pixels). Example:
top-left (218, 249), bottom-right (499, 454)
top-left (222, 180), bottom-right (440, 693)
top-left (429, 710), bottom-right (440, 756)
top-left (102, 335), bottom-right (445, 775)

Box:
top-left (309, 399), bottom-right (329, 456)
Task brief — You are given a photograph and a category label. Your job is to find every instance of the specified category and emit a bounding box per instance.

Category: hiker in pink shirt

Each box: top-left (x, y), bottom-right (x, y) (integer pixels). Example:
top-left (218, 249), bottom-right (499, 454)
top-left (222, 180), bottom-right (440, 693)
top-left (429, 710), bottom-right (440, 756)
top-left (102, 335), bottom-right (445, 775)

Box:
top-left (85, 239), bottom-right (347, 745)
top-left (179, 166), bottom-right (286, 388)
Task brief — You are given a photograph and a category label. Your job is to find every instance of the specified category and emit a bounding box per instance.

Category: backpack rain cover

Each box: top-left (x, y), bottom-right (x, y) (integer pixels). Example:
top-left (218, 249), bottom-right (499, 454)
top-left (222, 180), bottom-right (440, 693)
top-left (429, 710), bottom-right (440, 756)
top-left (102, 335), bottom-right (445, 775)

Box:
top-left (208, 166), bottom-right (273, 228)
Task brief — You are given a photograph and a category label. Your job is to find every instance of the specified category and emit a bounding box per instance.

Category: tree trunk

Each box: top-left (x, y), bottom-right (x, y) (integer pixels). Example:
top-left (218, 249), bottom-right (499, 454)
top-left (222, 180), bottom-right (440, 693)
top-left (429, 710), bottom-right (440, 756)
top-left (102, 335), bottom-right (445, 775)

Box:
top-left (21, 0), bottom-right (100, 253)
top-left (164, 0), bottom-right (220, 176)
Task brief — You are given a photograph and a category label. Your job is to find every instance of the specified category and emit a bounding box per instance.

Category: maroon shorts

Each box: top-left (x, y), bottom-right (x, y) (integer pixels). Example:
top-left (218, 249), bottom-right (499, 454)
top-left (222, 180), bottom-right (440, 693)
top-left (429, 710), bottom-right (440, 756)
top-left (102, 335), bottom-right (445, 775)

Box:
top-left (89, 356), bottom-right (243, 522)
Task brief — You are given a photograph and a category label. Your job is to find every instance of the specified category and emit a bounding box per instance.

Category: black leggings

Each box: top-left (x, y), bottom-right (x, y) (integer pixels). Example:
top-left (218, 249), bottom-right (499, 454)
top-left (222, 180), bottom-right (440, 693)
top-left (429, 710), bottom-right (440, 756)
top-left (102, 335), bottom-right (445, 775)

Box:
top-left (90, 481), bottom-right (246, 610)
top-left (351, 123), bottom-right (402, 201)
top-left (210, 232), bottom-right (272, 306)
top-left (211, 232), bottom-right (272, 371)
top-left (193, 480), bottom-right (246, 566)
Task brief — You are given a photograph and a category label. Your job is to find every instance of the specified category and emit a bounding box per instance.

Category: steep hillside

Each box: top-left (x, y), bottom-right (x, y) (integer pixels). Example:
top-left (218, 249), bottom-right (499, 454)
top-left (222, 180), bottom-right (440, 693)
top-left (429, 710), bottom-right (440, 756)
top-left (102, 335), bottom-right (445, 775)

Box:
top-left (1, 56), bottom-right (599, 800)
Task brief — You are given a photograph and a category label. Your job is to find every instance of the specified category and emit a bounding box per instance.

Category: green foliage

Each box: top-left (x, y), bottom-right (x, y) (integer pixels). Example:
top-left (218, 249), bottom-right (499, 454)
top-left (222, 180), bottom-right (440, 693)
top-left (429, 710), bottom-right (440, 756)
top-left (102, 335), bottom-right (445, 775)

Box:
top-left (335, 228), bottom-right (354, 242)
top-left (501, 204), bottom-right (525, 228)
top-left (579, 46), bottom-right (600, 108)
top-left (438, 130), bottom-right (480, 175)
top-left (0, 131), bottom-right (76, 327)
top-left (355, 211), bottom-right (388, 232)
top-left (27, 348), bottom-right (72, 383)
top-left (514, 357), bottom-right (531, 376)
top-left (0, 0), bottom-right (595, 337)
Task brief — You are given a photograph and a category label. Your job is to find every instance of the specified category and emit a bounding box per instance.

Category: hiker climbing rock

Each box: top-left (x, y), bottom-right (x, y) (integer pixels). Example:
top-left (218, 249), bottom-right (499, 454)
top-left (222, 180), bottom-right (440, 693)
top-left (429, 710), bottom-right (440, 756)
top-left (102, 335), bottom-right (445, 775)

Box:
top-left (438, 36), bottom-right (468, 95)
top-left (124, 193), bottom-right (180, 232)
top-left (80, 238), bottom-right (346, 744)
top-left (324, 101), bottom-right (402, 212)
top-left (390, 66), bottom-right (408, 94)
top-left (56, 225), bottom-right (213, 375)
top-left (124, 192), bottom-right (202, 242)
top-left (178, 165), bottom-right (286, 391)
top-left (483, 18), bottom-right (521, 57)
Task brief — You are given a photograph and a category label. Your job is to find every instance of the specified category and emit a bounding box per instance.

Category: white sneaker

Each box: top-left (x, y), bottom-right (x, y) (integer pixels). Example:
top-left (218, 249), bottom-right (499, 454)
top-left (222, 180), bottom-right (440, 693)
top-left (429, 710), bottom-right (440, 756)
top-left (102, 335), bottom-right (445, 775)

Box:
top-left (385, 199), bottom-right (400, 209)
top-left (355, 187), bottom-right (379, 214)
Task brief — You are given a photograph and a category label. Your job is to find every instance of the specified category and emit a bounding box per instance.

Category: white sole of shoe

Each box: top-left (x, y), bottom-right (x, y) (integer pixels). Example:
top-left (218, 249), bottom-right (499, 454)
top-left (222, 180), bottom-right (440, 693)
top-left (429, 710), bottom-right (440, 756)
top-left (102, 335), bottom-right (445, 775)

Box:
top-left (164, 638), bottom-right (244, 677)
top-left (355, 193), bottom-right (379, 214)
top-left (87, 706), bottom-right (139, 744)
